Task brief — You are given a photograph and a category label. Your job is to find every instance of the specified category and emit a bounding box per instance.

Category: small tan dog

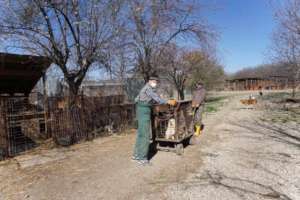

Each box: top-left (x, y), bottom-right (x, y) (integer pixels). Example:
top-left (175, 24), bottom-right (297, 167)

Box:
top-left (240, 99), bottom-right (257, 105)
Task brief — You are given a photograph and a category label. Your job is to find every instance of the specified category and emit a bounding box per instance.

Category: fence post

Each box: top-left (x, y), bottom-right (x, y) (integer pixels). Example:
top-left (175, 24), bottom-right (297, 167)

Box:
top-left (0, 99), bottom-right (8, 159)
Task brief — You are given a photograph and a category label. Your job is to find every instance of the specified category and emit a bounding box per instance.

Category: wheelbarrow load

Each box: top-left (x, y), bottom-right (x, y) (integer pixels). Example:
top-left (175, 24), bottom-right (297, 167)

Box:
top-left (152, 100), bottom-right (194, 155)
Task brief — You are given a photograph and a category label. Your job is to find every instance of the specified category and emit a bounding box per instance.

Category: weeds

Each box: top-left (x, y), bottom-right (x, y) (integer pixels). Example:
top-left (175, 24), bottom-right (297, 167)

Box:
top-left (259, 92), bottom-right (300, 124)
top-left (204, 96), bottom-right (228, 113)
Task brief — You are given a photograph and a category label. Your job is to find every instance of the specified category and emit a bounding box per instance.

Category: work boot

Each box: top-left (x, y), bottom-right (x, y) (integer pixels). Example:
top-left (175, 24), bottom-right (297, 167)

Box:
top-left (137, 159), bottom-right (152, 166)
top-left (131, 155), bottom-right (139, 161)
top-left (194, 125), bottom-right (201, 136)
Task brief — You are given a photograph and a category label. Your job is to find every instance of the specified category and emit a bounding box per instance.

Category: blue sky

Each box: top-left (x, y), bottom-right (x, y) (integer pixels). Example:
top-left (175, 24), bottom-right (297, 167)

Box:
top-left (202, 0), bottom-right (277, 73)
top-left (0, 0), bottom-right (277, 75)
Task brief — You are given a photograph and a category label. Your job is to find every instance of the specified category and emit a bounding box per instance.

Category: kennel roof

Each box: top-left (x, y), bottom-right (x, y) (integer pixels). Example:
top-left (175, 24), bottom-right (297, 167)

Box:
top-left (0, 53), bottom-right (51, 95)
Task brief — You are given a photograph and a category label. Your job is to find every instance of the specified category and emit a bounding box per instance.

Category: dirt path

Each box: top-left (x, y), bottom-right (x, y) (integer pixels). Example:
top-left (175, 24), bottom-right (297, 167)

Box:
top-left (153, 95), bottom-right (300, 200)
top-left (0, 94), bottom-right (299, 200)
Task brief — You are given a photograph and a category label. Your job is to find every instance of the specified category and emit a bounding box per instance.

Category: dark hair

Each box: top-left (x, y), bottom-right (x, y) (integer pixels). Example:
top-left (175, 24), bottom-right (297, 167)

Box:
top-left (196, 81), bottom-right (204, 85)
top-left (149, 73), bottom-right (159, 81)
top-left (195, 81), bottom-right (204, 87)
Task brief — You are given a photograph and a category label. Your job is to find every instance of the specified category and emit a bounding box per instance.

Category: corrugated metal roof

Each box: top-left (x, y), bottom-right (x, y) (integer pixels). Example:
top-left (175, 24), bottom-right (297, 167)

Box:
top-left (0, 53), bottom-right (51, 95)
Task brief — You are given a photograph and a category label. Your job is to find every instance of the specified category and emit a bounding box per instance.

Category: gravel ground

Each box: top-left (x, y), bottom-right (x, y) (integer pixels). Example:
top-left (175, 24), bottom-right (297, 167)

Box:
top-left (158, 95), bottom-right (300, 200)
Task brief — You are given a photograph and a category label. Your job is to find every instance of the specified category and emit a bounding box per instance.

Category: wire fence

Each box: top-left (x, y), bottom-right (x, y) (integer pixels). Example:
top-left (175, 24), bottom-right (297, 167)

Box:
top-left (0, 97), bottom-right (45, 159)
top-left (0, 95), bottom-right (135, 160)
top-left (49, 96), bottom-right (135, 146)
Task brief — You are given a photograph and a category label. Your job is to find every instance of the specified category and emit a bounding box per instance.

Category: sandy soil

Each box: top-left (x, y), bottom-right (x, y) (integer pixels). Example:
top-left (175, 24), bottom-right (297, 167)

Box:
top-left (0, 93), bottom-right (299, 200)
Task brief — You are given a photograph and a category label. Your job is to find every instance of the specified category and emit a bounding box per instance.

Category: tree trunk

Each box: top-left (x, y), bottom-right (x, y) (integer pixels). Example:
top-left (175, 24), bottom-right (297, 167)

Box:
top-left (66, 82), bottom-right (81, 144)
top-left (68, 82), bottom-right (80, 108)
top-left (292, 79), bottom-right (296, 98)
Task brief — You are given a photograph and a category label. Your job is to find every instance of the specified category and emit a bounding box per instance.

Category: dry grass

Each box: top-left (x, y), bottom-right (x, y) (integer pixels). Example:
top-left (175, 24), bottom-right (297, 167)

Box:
top-left (259, 92), bottom-right (300, 124)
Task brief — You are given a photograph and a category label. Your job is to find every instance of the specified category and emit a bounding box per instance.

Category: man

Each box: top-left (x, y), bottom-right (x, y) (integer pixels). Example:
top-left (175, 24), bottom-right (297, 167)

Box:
top-left (258, 86), bottom-right (263, 96)
top-left (133, 75), bottom-right (176, 165)
top-left (192, 81), bottom-right (206, 136)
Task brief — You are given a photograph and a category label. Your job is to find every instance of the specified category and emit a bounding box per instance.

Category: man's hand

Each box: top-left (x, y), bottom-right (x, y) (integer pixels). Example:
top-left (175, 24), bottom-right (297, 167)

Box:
top-left (167, 99), bottom-right (177, 106)
top-left (192, 102), bottom-right (199, 108)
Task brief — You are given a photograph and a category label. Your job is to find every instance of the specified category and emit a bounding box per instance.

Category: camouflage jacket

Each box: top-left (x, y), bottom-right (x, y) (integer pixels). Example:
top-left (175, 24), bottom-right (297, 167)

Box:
top-left (135, 83), bottom-right (167, 104)
top-left (192, 87), bottom-right (206, 107)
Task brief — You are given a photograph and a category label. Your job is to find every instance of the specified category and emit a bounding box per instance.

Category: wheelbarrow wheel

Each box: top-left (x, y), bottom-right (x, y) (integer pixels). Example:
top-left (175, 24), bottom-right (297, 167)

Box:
top-left (175, 143), bottom-right (184, 155)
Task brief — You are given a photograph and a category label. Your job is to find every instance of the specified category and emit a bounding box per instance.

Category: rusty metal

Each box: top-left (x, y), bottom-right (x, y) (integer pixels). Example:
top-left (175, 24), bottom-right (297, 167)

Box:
top-left (152, 100), bottom-right (194, 155)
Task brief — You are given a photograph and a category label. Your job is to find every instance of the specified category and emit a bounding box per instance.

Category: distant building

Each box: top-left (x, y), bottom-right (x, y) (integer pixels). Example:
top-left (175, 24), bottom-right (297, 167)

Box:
top-left (225, 76), bottom-right (291, 91)
top-left (78, 80), bottom-right (127, 105)
top-left (81, 80), bottom-right (125, 97)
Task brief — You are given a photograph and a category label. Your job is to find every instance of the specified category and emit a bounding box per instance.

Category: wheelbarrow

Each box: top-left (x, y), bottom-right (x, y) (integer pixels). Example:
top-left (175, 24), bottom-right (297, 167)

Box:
top-left (151, 100), bottom-right (194, 155)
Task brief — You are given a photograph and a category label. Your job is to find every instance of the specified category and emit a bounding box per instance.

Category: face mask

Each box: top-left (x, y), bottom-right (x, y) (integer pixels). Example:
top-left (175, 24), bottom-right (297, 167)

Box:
top-left (150, 82), bottom-right (157, 88)
top-left (197, 84), bottom-right (203, 89)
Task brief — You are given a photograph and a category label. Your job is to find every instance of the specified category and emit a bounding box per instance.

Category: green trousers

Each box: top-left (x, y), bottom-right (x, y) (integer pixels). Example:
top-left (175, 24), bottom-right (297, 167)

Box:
top-left (133, 102), bottom-right (151, 160)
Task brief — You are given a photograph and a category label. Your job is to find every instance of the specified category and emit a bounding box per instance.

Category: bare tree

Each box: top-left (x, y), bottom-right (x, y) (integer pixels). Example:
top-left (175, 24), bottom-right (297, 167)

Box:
top-left (271, 0), bottom-right (300, 97)
top-left (184, 50), bottom-right (225, 91)
top-left (159, 45), bottom-right (225, 100)
top-left (272, 28), bottom-right (300, 97)
top-left (108, 47), bottom-right (135, 81)
top-left (126, 0), bottom-right (214, 82)
top-left (0, 0), bottom-right (125, 106)
top-left (232, 64), bottom-right (284, 80)
top-left (158, 44), bottom-right (190, 100)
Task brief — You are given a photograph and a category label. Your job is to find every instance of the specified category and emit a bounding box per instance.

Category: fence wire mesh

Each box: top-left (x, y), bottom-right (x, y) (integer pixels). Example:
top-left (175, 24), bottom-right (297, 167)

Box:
top-left (48, 96), bottom-right (135, 146)
top-left (0, 95), bottom-right (135, 160)
top-left (0, 97), bottom-right (45, 158)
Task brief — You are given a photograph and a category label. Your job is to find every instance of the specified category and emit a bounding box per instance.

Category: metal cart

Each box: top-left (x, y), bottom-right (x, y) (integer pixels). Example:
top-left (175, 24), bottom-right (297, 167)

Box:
top-left (152, 100), bottom-right (194, 155)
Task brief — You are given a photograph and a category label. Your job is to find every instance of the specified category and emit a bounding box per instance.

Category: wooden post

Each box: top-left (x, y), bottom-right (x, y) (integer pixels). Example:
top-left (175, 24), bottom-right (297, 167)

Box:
top-left (0, 98), bottom-right (8, 158)
top-left (42, 73), bottom-right (51, 138)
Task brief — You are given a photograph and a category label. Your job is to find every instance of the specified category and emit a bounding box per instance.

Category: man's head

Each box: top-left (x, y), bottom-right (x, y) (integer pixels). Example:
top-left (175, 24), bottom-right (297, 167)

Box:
top-left (148, 75), bottom-right (159, 88)
top-left (195, 81), bottom-right (204, 89)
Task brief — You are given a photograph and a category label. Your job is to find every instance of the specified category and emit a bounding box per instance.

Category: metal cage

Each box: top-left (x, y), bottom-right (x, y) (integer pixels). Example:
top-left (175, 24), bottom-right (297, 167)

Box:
top-left (152, 100), bottom-right (194, 155)
top-left (0, 97), bottom-right (46, 158)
